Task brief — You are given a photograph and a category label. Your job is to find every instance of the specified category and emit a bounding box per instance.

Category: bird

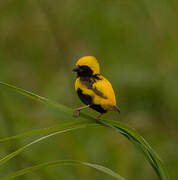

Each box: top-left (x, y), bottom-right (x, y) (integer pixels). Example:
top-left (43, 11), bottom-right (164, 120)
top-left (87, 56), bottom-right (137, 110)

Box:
top-left (73, 56), bottom-right (120, 121)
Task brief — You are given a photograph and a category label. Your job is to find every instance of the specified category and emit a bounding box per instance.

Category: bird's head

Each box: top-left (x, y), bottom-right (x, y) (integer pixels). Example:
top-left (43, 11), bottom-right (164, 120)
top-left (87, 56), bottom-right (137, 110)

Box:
top-left (73, 56), bottom-right (100, 77)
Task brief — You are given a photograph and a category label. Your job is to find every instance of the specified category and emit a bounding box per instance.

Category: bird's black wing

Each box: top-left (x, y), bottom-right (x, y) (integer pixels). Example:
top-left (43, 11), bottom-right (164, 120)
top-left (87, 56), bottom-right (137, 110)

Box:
top-left (80, 77), bottom-right (107, 99)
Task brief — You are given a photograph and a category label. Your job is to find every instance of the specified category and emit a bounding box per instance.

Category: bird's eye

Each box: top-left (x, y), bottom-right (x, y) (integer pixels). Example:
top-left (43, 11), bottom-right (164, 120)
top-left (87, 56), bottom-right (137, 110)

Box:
top-left (79, 66), bottom-right (93, 75)
top-left (73, 65), bottom-right (93, 77)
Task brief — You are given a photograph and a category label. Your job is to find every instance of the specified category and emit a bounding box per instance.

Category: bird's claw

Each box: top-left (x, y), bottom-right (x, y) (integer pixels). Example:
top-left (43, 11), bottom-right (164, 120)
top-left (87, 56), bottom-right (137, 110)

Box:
top-left (96, 113), bottom-right (102, 122)
top-left (73, 110), bottom-right (80, 118)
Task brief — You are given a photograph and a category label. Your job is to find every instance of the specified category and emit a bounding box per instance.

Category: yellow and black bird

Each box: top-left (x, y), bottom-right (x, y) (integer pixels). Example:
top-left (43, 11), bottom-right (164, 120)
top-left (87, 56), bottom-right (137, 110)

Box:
top-left (73, 56), bottom-right (120, 120)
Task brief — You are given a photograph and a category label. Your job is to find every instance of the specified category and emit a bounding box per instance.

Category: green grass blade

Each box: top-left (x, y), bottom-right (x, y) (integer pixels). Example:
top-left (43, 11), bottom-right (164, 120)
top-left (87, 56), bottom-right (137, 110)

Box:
top-left (0, 122), bottom-right (97, 167)
top-left (0, 82), bottom-right (94, 121)
top-left (0, 82), bottom-right (73, 115)
top-left (0, 160), bottom-right (125, 180)
top-left (100, 120), bottom-right (170, 180)
top-left (0, 121), bottom-right (95, 143)
top-left (0, 82), bottom-right (170, 180)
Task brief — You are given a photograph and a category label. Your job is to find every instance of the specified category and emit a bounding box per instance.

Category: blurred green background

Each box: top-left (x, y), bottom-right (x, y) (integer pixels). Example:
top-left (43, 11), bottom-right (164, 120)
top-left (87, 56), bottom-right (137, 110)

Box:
top-left (0, 0), bottom-right (178, 179)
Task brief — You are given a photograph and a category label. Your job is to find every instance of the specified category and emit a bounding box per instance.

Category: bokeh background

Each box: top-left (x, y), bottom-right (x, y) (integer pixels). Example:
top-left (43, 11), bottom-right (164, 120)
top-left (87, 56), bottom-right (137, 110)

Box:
top-left (0, 0), bottom-right (178, 179)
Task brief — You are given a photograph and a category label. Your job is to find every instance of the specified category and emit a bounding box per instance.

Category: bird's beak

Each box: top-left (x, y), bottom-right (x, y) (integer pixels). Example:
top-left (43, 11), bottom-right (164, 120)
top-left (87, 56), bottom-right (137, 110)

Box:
top-left (72, 66), bottom-right (80, 72)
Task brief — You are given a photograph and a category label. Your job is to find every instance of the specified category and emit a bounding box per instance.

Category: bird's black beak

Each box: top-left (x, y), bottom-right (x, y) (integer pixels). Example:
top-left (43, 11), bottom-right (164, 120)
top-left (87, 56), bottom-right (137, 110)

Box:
top-left (72, 66), bottom-right (80, 72)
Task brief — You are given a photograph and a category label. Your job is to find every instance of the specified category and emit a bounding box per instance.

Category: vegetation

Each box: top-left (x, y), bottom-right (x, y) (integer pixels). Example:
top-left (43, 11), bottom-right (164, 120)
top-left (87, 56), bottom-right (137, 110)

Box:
top-left (0, 0), bottom-right (178, 179)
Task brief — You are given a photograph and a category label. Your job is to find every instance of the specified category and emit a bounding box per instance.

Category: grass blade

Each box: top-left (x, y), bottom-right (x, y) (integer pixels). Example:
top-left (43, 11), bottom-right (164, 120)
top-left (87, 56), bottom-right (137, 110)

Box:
top-left (100, 120), bottom-right (170, 180)
top-left (0, 123), bottom-right (97, 167)
top-left (0, 82), bottom-right (94, 121)
top-left (0, 82), bottom-right (170, 180)
top-left (0, 121), bottom-right (96, 143)
top-left (0, 160), bottom-right (125, 180)
top-left (0, 82), bottom-right (73, 115)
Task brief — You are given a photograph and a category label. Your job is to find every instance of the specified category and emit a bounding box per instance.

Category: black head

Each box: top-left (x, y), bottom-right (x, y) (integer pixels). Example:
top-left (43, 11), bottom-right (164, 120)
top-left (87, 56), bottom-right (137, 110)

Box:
top-left (73, 65), bottom-right (93, 77)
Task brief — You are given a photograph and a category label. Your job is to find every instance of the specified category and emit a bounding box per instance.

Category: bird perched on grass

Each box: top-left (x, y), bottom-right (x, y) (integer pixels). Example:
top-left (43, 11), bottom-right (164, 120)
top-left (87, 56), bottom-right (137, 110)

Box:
top-left (73, 56), bottom-right (120, 120)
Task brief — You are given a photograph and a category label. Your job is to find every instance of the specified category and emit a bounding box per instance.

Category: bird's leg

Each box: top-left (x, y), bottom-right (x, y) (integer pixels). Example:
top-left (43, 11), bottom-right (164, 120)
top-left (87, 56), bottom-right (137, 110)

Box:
top-left (96, 113), bottom-right (103, 121)
top-left (73, 105), bottom-right (90, 117)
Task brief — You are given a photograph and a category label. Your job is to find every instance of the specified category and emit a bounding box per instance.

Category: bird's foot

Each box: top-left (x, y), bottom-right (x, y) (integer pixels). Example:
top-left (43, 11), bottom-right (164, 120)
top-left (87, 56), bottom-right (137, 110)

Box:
top-left (96, 113), bottom-right (103, 122)
top-left (73, 105), bottom-right (90, 118)
top-left (73, 109), bottom-right (80, 118)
